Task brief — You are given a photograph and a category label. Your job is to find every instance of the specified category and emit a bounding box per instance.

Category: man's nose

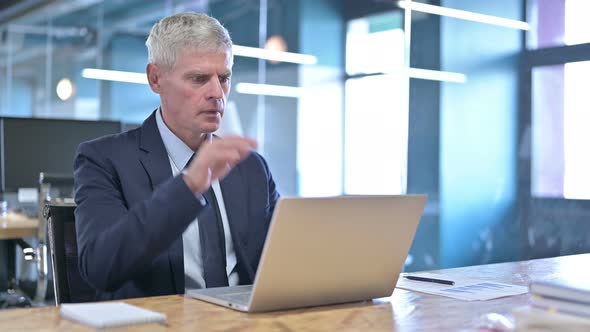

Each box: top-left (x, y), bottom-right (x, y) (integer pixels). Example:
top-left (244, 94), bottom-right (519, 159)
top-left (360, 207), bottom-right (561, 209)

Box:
top-left (207, 77), bottom-right (224, 99)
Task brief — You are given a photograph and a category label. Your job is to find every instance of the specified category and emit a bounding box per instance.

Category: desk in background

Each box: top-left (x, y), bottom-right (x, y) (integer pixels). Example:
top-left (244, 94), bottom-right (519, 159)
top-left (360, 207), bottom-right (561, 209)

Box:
top-left (0, 213), bottom-right (39, 308)
top-left (0, 212), bottom-right (39, 240)
top-left (0, 213), bottom-right (39, 289)
top-left (0, 253), bottom-right (588, 331)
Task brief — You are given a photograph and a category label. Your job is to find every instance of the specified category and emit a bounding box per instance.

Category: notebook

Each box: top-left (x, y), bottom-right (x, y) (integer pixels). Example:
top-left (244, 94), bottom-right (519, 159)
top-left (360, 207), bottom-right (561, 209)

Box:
top-left (529, 279), bottom-right (590, 304)
top-left (60, 302), bottom-right (167, 328)
top-left (187, 195), bottom-right (427, 312)
top-left (513, 306), bottom-right (590, 331)
top-left (531, 294), bottom-right (590, 318)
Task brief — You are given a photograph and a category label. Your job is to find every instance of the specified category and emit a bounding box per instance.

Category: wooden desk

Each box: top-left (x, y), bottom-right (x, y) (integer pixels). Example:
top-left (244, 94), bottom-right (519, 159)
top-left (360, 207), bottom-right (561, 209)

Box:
top-left (0, 253), bottom-right (588, 331)
top-left (0, 213), bottom-right (39, 240)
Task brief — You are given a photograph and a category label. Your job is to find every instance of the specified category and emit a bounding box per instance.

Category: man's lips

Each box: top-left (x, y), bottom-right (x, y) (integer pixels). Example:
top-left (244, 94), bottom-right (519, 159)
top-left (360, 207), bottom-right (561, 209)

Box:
top-left (201, 110), bottom-right (222, 115)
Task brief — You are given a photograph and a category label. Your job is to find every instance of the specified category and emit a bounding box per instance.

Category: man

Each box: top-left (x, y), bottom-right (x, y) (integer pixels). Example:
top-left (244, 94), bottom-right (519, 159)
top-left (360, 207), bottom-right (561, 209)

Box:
top-left (74, 12), bottom-right (279, 300)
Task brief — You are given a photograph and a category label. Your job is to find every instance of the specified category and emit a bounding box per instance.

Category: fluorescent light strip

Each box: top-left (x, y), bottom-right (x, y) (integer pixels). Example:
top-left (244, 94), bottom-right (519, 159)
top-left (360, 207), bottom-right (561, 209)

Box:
top-left (397, 0), bottom-right (530, 30)
top-left (232, 45), bottom-right (318, 65)
top-left (81, 68), bottom-right (148, 84)
top-left (236, 68), bottom-right (465, 99)
top-left (408, 68), bottom-right (467, 83)
top-left (235, 83), bottom-right (304, 98)
top-left (381, 67), bottom-right (467, 83)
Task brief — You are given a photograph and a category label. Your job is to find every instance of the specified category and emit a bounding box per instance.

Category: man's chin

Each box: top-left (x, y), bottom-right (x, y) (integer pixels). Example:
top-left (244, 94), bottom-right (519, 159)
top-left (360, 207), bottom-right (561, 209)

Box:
top-left (202, 123), bottom-right (221, 134)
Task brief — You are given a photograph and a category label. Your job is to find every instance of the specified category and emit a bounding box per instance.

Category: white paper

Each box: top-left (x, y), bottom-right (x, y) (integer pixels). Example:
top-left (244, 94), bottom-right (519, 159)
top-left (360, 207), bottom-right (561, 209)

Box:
top-left (60, 302), bottom-right (166, 328)
top-left (396, 272), bottom-right (528, 301)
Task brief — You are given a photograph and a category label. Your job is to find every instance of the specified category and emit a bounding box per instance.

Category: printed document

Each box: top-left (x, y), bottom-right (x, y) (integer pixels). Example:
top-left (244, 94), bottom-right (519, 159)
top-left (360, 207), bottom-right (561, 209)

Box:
top-left (396, 272), bottom-right (528, 301)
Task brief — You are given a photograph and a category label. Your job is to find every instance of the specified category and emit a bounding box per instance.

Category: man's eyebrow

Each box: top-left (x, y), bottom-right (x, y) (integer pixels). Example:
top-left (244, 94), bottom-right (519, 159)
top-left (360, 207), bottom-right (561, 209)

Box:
top-left (183, 71), bottom-right (207, 77)
top-left (182, 71), bottom-right (231, 78)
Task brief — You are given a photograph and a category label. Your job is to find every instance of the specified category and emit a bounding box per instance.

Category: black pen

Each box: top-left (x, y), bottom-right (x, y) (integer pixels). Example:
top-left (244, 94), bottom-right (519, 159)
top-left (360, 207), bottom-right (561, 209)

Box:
top-left (404, 275), bottom-right (455, 286)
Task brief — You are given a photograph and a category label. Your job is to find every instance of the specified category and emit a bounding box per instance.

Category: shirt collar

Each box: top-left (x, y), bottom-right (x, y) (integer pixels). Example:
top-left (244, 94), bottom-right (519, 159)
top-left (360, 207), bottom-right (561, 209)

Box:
top-left (155, 108), bottom-right (194, 170)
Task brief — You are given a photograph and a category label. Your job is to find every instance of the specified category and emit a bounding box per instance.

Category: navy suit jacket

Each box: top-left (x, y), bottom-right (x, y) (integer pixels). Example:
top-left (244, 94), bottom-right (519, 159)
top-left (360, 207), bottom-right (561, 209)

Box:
top-left (73, 111), bottom-right (279, 300)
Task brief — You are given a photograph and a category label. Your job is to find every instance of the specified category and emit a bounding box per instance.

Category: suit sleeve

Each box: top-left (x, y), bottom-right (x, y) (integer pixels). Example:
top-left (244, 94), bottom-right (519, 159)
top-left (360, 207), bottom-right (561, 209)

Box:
top-left (259, 153), bottom-right (280, 224)
top-left (73, 141), bottom-right (205, 292)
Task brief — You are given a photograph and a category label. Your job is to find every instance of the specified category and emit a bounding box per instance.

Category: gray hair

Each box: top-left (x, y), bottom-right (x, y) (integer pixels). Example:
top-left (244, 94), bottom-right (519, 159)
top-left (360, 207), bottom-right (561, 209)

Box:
top-left (146, 12), bottom-right (233, 69)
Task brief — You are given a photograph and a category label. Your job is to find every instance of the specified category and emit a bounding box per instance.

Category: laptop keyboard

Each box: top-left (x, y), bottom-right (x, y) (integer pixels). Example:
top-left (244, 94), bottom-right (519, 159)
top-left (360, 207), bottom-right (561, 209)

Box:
top-left (218, 291), bottom-right (252, 306)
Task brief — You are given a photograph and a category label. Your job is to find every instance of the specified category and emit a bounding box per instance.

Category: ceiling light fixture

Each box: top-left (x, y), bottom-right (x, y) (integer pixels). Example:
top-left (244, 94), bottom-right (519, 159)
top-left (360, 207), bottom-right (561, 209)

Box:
top-left (235, 83), bottom-right (304, 98)
top-left (56, 78), bottom-right (75, 100)
top-left (264, 35), bottom-right (289, 64)
top-left (232, 45), bottom-right (317, 65)
top-left (397, 1), bottom-right (530, 30)
top-left (81, 68), bottom-right (148, 84)
top-left (407, 68), bottom-right (467, 83)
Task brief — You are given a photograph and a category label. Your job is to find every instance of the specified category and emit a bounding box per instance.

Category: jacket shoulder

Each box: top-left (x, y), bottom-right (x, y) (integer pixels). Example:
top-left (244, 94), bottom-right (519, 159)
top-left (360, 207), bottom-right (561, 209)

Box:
top-left (243, 151), bottom-right (270, 169)
top-left (77, 127), bottom-right (140, 156)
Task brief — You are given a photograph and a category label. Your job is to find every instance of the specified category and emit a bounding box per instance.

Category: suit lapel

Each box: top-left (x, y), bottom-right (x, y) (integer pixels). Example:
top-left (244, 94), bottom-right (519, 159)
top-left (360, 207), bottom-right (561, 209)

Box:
top-left (138, 111), bottom-right (185, 293)
top-left (138, 111), bottom-right (172, 189)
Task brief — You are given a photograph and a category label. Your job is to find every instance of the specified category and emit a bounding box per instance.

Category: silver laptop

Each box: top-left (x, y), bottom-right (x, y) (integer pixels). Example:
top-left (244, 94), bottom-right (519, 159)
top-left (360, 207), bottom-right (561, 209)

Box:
top-left (186, 195), bottom-right (427, 312)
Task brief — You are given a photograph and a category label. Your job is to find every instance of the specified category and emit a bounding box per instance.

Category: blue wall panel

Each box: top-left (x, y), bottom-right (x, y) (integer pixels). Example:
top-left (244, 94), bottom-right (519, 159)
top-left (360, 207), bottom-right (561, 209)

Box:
top-left (440, 0), bottom-right (522, 267)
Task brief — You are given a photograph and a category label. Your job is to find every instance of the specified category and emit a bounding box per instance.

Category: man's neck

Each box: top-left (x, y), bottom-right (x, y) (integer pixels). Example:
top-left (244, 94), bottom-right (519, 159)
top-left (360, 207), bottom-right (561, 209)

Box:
top-left (179, 132), bottom-right (208, 151)
top-left (160, 109), bottom-right (208, 151)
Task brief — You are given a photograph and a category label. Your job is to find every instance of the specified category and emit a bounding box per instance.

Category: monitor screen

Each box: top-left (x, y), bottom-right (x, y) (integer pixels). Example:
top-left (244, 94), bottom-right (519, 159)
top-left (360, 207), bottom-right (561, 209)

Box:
top-left (0, 117), bottom-right (122, 192)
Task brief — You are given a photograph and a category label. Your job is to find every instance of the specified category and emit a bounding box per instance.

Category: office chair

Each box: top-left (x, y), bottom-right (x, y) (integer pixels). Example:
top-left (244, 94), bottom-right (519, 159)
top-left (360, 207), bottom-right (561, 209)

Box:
top-left (46, 202), bottom-right (96, 305)
top-left (31, 172), bottom-right (76, 302)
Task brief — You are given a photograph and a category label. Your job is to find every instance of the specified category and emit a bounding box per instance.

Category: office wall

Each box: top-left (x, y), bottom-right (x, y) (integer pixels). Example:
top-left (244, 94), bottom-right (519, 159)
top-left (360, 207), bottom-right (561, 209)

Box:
top-left (108, 35), bottom-right (158, 123)
top-left (407, 10), bottom-right (441, 271)
top-left (2, 79), bottom-right (32, 117)
top-left (440, 0), bottom-right (522, 268)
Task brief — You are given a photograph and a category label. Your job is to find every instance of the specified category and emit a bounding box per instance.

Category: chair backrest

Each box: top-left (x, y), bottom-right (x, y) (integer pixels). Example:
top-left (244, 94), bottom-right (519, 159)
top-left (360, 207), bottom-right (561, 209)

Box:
top-left (46, 202), bottom-right (96, 304)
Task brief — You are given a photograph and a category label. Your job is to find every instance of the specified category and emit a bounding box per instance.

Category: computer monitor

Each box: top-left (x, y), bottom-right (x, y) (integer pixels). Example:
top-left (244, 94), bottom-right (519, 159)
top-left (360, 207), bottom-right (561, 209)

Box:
top-left (0, 117), bottom-right (122, 193)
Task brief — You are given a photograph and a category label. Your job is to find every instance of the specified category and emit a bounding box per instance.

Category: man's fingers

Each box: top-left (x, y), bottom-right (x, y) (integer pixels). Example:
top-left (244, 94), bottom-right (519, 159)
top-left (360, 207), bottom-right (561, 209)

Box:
top-left (210, 162), bottom-right (233, 182)
top-left (204, 137), bottom-right (257, 164)
top-left (183, 136), bottom-right (258, 194)
top-left (212, 136), bottom-right (257, 154)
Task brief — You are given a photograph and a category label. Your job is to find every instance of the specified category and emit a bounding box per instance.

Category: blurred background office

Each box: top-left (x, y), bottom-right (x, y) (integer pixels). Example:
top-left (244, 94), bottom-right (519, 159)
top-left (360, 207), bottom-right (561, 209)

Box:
top-left (1, 0), bottom-right (590, 306)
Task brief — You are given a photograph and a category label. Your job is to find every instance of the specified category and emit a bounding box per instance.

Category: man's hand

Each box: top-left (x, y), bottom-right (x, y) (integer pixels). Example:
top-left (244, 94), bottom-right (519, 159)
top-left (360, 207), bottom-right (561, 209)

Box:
top-left (183, 135), bottom-right (257, 194)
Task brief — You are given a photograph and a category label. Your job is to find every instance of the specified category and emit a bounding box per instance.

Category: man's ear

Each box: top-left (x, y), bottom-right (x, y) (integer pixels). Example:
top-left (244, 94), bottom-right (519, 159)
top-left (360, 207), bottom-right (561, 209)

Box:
top-left (147, 63), bottom-right (163, 93)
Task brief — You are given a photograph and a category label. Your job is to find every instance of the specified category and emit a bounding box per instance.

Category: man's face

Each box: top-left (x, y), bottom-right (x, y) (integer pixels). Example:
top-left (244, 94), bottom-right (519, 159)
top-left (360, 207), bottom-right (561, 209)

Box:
top-left (150, 47), bottom-right (233, 139)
